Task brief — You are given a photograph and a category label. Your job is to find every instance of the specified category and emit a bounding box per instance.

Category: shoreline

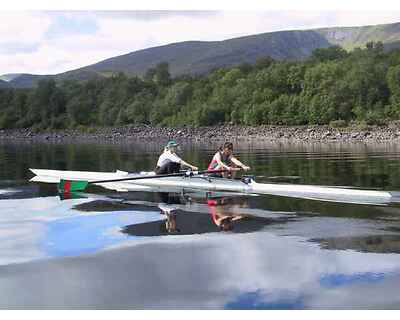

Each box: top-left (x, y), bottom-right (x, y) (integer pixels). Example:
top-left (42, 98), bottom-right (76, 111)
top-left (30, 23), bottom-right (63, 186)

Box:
top-left (1, 124), bottom-right (400, 144)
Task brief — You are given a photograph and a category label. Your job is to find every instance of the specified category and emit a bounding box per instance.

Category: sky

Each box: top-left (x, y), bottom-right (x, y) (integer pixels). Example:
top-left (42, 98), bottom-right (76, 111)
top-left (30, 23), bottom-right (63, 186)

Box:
top-left (1, 11), bottom-right (400, 76)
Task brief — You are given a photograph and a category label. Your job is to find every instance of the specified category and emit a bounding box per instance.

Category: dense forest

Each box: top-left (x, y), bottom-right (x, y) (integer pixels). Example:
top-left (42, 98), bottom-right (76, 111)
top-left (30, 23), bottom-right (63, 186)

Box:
top-left (1, 42), bottom-right (400, 130)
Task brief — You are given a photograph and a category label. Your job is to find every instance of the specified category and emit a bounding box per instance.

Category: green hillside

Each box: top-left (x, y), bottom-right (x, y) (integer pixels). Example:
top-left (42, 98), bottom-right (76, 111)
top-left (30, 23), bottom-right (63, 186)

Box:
top-left (2, 43), bottom-right (400, 130)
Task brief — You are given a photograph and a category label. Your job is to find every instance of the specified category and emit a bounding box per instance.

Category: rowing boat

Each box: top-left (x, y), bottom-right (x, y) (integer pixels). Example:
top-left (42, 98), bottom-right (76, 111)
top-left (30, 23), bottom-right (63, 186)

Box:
top-left (29, 168), bottom-right (396, 205)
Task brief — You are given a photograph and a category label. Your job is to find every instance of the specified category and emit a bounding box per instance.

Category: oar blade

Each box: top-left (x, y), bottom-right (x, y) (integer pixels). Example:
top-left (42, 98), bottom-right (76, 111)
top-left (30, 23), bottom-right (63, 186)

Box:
top-left (58, 179), bottom-right (89, 192)
top-left (59, 191), bottom-right (87, 200)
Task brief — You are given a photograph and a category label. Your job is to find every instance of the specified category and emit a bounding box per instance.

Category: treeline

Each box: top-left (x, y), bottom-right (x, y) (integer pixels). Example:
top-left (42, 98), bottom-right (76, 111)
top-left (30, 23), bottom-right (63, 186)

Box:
top-left (1, 41), bottom-right (400, 130)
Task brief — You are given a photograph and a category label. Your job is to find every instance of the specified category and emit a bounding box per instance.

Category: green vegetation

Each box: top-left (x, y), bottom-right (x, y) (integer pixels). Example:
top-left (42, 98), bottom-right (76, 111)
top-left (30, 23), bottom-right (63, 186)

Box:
top-left (1, 43), bottom-right (400, 129)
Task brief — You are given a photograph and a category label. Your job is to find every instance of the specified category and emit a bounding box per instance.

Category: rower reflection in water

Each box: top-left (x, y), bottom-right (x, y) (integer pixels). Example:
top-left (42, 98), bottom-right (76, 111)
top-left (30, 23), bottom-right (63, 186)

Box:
top-left (155, 140), bottom-right (198, 174)
top-left (158, 192), bottom-right (249, 233)
top-left (208, 142), bottom-right (250, 178)
top-left (157, 192), bottom-right (182, 234)
top-left (120, 192), bottom-right (283, 237)
top-left (207, 197), bottom-right (246, 232)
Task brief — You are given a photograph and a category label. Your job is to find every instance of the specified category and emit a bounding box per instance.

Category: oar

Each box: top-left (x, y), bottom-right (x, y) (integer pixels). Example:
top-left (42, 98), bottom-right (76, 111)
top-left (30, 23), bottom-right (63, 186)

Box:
top-left (264, 175), bottom-right (301, 182)
top-left (58, 169), bottom-right (233, 193)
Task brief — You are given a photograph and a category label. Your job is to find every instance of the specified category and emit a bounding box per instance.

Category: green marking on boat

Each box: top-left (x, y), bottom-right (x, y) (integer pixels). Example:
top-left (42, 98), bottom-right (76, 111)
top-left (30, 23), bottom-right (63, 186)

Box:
top-left (58, 179), bottom-right (89, 192)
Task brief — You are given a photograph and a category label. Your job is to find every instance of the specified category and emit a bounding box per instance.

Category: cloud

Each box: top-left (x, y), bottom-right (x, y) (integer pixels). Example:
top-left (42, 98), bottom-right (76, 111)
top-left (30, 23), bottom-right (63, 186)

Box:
top-left (0, 11), bottom-right (51, 44)
top-left (44, 11), bottom-right (99, 39)
top-left (0, 43), bottom-right (122, 75)
top-left (0, 42), bottom-right (40, 55)
top-left (1, 229), bottom-right (400, 308)
top-left (325, 11), bottom-right (400, 27)
top-left (95, 10), bottom-right (220, 21)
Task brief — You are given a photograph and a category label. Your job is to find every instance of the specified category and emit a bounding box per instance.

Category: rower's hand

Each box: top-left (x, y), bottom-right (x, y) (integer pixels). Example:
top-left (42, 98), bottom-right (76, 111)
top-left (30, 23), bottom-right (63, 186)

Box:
top-left (242, 166), bottom-right (250, 171)
top-left (191, 166), bottom-right (199, 171)
top-left (228, 167), bottom-right (241, 171)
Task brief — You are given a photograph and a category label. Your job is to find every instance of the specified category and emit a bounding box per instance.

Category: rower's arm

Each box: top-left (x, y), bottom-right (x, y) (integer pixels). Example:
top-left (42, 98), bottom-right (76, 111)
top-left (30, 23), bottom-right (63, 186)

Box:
top-left (214, 153), bottom-right (230, 170)
top-left (180, 159), bottom-right (198, 171)
top-left (231, 157), bottom-right (250, 170)
top-left (231, 215), bottom-right (245, 221)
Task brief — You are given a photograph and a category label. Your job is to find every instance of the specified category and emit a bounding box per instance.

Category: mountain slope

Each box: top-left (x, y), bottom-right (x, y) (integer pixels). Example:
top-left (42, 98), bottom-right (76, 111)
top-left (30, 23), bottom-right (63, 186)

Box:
top-left (7, 74), bottom-right (51, 89)
top-left (66, 30), bottom-right (330, 78)
top-left (0, 74), bottom-right (23, 82)
top-left (317, 22), bottom-right (400, 50)
top-left (6, 30), bottom-right (331, 88)
top-left (0, 79), bottom-right (9, 88)
top-left (4, 21), bottom-right (400, 88)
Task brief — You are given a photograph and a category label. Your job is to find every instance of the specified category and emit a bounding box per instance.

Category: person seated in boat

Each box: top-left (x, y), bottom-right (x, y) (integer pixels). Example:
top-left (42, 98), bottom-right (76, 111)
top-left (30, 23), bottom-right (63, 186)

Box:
top-left (207, 142), bottom-right (250, 177)
top-left (155, 140), bottom-right (198, 174)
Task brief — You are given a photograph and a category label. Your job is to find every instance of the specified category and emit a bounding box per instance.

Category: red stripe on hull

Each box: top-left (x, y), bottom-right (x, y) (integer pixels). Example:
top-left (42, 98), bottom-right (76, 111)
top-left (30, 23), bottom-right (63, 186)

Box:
top-left (64, 180), bottom-right (71, 192)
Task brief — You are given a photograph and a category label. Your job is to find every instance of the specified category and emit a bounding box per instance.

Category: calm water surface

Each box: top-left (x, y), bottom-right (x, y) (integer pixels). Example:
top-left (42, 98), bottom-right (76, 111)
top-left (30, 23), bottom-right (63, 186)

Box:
top-left (1, 141), bottom-right (400, 309)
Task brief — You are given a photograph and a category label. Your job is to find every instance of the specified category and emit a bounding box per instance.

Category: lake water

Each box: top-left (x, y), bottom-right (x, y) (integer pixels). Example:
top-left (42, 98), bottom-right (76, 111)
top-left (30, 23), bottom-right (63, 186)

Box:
top-left (1, 141), bottom-right (400, 309)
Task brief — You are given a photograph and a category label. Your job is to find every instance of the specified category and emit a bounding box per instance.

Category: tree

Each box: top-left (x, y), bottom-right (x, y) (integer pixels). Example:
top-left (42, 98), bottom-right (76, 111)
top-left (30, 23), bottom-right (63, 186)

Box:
top-left (154, 62), bottom-right (171, 86)
top-left (144, 67), bottom-right (156, 82)
top-left (237, 62), bottom-right (253, 74)
top-left (387, 65), bottom-right (400, 103)
top-left (1, 44), bottom-right (398, 129)
top-left (311, 46), bottom-right (348, 63)
top-left (366, 41), bottom-right (384, 54)
top-left (255, 56), bottom-right (274, 69)
top-left (125, 92), bottom-right (153, 124)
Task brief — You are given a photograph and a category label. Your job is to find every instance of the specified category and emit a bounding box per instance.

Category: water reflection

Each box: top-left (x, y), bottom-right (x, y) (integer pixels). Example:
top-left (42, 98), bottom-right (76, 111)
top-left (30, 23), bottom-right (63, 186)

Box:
top-left (312, 234), bottom-right (400, 254)
top-left (3, 141), bottom-right (400, 308)
top-left (5, 140), bottom-right (400, 190)
top-left (0, 185), bottom-right (40, 199)
top-left (0, 195), bottom-right (164, 265)
top-left (121, 192), bottom-right (285, 237)
top-left (1, 230), bottom-right (400, 309)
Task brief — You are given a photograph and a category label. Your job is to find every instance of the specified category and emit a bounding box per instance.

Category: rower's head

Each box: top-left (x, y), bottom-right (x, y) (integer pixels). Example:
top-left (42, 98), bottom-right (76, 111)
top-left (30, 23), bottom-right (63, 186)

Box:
top-left (165, 214), bottom-right (180, 233)
top-left (221, 142), bottom-right (233, 156)
top-left (165, 140), bottom-right (179, 152)
top-left (219, 217), bottom-right (234, 231)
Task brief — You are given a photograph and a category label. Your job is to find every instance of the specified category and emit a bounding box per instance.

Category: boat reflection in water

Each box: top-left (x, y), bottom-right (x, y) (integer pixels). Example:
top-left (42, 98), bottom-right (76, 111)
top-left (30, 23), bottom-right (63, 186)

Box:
top-left (120, 191), bottom-right (290, 237)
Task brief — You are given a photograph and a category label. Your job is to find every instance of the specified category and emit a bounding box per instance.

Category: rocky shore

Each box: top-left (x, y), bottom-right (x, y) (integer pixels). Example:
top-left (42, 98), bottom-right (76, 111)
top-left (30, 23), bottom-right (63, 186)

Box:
top-left (1, 123), bottom-right (400, 143)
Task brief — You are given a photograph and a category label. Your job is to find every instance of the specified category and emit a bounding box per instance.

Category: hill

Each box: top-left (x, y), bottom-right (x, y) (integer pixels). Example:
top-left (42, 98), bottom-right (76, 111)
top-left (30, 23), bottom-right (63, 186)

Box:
top-left (3, 21), bottom-right (400, 88)
top-left (64, 30), bottom-right (331, 78)
top-left (0, 74), bottom-right (22, 82)
top-left (317, 22), bottom-right (400, 50)
top-left (0, 79), bottom-right (9, 88)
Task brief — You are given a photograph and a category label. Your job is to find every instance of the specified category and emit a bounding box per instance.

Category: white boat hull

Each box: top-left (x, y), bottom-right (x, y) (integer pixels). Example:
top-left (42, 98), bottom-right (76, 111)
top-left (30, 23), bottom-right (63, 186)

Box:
top-left (29, 168), bottom-right (394, 205)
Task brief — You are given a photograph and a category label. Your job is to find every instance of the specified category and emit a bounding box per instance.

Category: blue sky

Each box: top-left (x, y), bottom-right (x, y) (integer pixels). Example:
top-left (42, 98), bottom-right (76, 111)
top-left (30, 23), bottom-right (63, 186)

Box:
top-left (0, 11), bottom-right (400, 75)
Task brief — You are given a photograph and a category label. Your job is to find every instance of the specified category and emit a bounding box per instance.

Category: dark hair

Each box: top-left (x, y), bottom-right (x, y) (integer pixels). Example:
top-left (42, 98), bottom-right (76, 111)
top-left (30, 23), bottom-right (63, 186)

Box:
top-left (219, 217), bottom-right (234, 231)
top-left (219, 142), bottom-right (233, 152)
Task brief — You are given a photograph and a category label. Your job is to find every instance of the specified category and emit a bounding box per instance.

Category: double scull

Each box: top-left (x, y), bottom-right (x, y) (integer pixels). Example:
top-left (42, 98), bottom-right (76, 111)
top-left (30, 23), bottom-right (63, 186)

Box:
top-left (29, 168), bottom-right (395, 205)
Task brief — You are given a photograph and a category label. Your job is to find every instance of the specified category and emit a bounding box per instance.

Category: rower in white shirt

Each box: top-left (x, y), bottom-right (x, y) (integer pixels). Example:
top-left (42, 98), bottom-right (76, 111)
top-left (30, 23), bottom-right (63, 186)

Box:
top-left (155, 140), bottom-right (198, 174)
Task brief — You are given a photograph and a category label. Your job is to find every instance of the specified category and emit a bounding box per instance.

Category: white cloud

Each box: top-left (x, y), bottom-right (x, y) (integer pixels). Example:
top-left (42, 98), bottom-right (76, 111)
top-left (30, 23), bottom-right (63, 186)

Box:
top-left (0, 12), bottom-right (51, 44)
top-left (0, 43), bottom-right (122, 75)
top-left (326, 11), bottom-right (400, 27)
